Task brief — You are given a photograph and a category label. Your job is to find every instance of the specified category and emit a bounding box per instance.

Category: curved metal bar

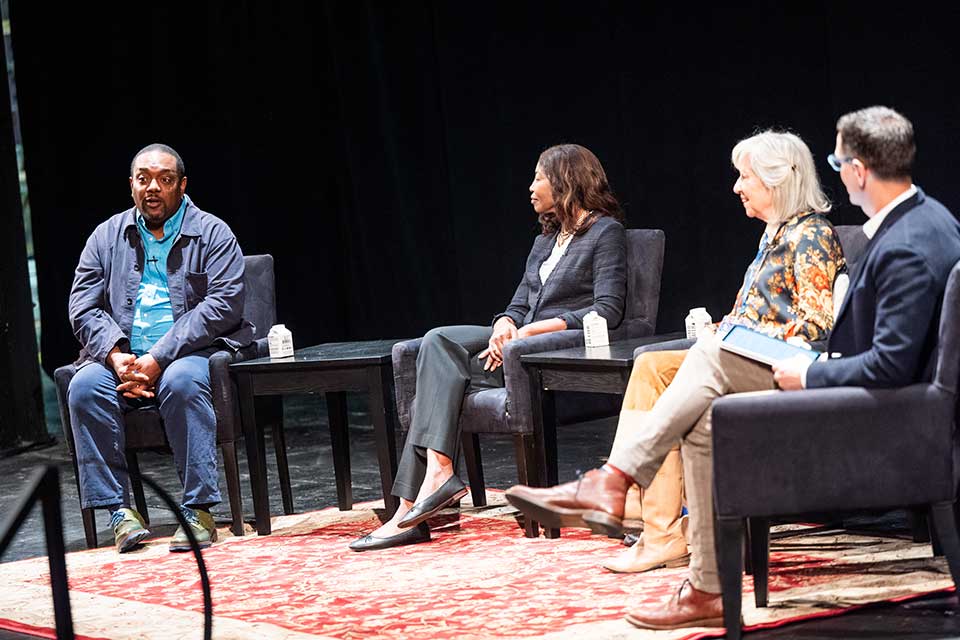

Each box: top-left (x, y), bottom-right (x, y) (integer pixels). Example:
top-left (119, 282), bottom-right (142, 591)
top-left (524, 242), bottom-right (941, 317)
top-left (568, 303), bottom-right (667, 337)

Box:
top-left (1, 462), bottom-right (214, 640)
top-left (135, 472), bottom-right (213, 640)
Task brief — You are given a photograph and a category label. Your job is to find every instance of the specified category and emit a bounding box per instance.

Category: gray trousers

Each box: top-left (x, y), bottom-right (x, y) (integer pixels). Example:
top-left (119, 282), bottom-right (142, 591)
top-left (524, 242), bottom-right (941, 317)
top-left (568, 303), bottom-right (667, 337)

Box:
top-left (608, 332), bottom-right (775, 593)
top-left (392, 325), bottom-right (504, 501)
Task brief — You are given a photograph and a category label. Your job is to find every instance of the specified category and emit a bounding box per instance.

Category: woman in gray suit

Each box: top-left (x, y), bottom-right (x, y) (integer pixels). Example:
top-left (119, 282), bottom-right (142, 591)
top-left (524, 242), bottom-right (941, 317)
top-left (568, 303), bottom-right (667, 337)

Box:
top-left (351, 144), bottom-right (627, 550)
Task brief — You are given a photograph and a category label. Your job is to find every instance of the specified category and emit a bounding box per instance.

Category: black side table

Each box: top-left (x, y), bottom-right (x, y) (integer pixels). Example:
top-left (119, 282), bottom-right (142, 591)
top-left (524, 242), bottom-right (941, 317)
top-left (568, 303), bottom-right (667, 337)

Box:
top-left (230, 339), bottom-right (404, 535)
top-left (520, 331), bottom-right (685, 537)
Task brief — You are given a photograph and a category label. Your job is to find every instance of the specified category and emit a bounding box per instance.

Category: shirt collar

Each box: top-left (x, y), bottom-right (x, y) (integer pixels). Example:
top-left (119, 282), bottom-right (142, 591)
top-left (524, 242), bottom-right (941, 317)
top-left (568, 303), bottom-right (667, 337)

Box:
top-left (863, 184), bottom-right (917, 239)
top-left (136, 195), bottom-right (188, 241)
top-left (763, 221), bottom-right (780, 244)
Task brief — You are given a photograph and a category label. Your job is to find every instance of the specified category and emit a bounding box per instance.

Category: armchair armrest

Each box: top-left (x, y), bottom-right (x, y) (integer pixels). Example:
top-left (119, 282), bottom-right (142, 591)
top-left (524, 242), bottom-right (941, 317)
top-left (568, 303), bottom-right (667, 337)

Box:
top-left (711, 384), bottom-right (955, 518)
top-left (209, 337), bottom-right (269, 440)
top-left (634, 334), bottom-right (695, 358)
top-left (54, 364), bottom-right (79, 454)
top-left (502, 329), bottom-right (584, 432)
top-left (392, 338), bottom-right (423, 431)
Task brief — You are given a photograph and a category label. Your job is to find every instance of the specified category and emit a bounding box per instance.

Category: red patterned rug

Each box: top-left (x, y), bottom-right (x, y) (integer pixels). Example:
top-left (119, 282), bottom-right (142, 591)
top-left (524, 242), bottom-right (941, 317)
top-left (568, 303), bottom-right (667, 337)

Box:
top-left (0, 493), bottom-right (953, 639)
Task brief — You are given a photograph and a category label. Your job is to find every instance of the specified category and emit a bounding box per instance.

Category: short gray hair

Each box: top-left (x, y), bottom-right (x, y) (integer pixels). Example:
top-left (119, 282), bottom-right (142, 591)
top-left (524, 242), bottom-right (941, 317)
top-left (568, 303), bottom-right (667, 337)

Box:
top-left (837, 106), bottom-right (914, 180)
top-left (731, 130), bottom-right (831, 223)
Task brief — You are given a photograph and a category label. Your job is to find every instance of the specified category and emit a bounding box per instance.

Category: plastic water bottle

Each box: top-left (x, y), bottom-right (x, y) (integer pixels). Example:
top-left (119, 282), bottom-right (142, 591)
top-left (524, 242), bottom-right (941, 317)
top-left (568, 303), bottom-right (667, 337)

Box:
top-left (684, 307), bottom-right (713, 339)
top-left (583, 311), bottom-right (609, 347)
top-left (268, 324), bottom-right (294, 358)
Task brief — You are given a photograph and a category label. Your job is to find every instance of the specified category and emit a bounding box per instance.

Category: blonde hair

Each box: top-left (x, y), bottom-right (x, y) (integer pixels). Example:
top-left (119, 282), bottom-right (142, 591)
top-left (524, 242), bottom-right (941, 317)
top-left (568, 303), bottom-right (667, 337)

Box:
top-left (731, 130), bottom-right (831, 223)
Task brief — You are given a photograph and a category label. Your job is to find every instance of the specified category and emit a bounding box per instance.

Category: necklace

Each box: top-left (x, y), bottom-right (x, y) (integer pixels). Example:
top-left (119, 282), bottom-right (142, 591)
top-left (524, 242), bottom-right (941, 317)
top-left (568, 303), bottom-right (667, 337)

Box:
top-left (558, 210), bottom-right (593, 246)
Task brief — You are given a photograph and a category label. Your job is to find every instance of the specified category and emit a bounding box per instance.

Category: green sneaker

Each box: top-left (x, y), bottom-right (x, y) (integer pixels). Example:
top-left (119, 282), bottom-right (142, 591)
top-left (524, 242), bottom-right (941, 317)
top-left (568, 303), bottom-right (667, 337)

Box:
top-left (111, 507), bottom-right (151, 553)
top-left (169, 506), bottom-right (218, 552)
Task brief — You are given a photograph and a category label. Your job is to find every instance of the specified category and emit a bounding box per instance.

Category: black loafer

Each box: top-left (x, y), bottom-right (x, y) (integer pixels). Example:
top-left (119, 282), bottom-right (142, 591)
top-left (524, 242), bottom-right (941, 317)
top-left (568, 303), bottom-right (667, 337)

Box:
top-left (349, 522), bottom-right (431, 552)
top-left (397, 475), bottom-right (469, 529)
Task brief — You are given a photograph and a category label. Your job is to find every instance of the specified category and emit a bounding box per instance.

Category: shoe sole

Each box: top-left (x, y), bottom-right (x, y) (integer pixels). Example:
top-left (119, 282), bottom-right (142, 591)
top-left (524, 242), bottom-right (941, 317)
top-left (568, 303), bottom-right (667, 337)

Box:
top-left (503, 493), bottom-right (591, 530)
top-left (625, 614), bottom-right (724, 630)
top-left (169, 529), bottom-right (218, 553)
top-left (116, 528), bottom-right (151, 553)
top-left (581, 510), bottom-right (624, 537)
top-left (603, 553), bottom-right (691, 573)
top-left (398, 487), bottom-right (469, 529)
top-left (169, 539), bottom-right (213, 552)
top-left (349, 528), bottom-right (431, 552)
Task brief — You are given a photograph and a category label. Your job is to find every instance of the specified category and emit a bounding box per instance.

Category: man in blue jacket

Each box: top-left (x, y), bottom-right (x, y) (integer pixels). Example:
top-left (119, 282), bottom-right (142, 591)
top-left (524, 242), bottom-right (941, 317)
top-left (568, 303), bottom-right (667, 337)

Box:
top-left (67, 143), bottom-right (253, 553)
top-left (774, 106), bottom-right (960, 391)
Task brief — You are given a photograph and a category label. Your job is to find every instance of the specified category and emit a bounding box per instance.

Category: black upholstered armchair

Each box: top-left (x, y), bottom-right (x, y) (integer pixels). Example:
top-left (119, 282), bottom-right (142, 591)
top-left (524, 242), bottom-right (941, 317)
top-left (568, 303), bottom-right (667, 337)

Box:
top-left (392, 229), bottom-right (665, 514)
top-left (54, 254), bottom-right (283, 546)
top-left (711, 260), bottom-right (960, 639)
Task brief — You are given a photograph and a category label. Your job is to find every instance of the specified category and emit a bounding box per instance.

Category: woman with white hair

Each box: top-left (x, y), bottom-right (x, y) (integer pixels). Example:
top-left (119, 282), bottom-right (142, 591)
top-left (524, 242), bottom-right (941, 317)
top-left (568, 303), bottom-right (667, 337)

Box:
top-left (594, 130), bottom-right (845, 575)
top-left (507, 130), bottom-right (844, 629)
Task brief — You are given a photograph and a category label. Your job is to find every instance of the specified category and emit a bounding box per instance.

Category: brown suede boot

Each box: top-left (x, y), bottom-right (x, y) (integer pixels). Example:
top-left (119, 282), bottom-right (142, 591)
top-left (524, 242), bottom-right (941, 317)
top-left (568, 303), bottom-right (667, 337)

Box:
top-left (603, 446), bottom-right (689, 572)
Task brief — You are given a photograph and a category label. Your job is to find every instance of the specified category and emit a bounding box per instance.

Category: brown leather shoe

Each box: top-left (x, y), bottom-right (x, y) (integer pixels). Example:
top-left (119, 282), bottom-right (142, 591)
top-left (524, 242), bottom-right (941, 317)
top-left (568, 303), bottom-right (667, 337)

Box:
top-left (625, 579), bottom-right (724, 630)
top-left (504, 468), bottom-right (630, 536)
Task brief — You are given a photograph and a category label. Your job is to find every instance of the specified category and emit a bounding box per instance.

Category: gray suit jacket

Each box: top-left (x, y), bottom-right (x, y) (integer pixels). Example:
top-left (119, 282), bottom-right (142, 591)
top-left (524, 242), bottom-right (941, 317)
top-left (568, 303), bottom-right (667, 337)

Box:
top-left (494, 216), bottom-right (626, 330)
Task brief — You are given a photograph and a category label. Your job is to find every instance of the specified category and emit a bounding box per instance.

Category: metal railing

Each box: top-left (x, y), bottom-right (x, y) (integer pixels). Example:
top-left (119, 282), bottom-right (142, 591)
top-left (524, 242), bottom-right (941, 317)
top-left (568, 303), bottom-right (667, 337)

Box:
top-left (0, 464), bottom-right (214, 639)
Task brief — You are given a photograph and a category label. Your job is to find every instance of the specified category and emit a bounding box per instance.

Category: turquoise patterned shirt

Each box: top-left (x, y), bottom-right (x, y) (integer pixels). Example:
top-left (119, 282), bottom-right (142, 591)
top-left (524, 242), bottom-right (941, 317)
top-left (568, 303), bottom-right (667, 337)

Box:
top-left (130, 197), bottom-right (187, 356)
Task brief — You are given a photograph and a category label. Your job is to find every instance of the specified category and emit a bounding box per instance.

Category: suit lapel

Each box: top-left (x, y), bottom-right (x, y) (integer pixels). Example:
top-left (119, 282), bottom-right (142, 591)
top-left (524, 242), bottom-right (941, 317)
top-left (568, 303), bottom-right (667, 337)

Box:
top-left (832, 189), bottom-right (923, 328)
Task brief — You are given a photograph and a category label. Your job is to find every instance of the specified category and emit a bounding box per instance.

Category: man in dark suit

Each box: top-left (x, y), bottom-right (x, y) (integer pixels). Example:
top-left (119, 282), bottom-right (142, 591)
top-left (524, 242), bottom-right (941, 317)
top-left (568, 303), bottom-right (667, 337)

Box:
top-left (774, 105), bottom-right (960, 391)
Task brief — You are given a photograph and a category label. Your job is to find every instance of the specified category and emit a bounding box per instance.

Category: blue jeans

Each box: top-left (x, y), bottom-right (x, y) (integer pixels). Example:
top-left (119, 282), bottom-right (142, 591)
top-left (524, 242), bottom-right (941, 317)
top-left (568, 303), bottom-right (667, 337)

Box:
top-left (67, 353), bottom-right (221, 510)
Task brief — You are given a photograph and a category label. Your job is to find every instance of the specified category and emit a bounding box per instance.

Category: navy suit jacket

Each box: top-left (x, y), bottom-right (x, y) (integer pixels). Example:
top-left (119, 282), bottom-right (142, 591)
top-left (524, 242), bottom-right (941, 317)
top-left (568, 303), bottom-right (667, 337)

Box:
top-left (807, 188), bottom-right (960, 388)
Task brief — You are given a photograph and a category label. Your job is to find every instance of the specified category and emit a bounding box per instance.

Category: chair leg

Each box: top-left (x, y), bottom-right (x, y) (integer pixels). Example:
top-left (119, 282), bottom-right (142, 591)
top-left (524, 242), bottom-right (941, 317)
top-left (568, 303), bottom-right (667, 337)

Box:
top-left (929, 501), bottom-right (960, 589)
top-left (743, 521), bottom-right (753, 576)
top-left (81, 507), bottom-right (98, 549)
top-left (69, 444), bottom-right (99, 549)
top-left (716, 516), bottom-right (745, 640)
top-left (513, 434), bottom-right (540, 538)
top-left (325, 392), bottom-right (353, 511)
top-left (222, 442), bottom-right (245, 537)
top-left (461, 433), bottom-right (487, 507)
top-left (747, 517), bottom-right (770, 607)
top-left (912, 508), bottom-right (932, 544)
top-left (126, 452), bottom-right (149, 525)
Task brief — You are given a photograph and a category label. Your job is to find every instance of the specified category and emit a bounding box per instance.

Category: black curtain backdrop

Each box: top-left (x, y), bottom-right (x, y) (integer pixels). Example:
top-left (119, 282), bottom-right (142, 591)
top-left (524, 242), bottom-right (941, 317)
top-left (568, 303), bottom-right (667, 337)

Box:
top-left (11, 1), bottom-right (960, 375)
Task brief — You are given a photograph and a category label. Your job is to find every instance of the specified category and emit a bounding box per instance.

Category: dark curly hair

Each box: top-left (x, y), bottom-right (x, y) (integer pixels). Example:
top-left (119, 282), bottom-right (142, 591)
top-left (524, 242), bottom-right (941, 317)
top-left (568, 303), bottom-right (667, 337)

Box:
top-left (536, 144), bottom-right (623, 236)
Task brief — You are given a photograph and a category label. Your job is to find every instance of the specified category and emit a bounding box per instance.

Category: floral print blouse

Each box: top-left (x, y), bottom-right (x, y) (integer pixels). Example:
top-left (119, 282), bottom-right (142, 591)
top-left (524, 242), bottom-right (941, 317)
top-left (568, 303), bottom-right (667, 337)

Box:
top-left (719, 212), bottom-right (845, 342)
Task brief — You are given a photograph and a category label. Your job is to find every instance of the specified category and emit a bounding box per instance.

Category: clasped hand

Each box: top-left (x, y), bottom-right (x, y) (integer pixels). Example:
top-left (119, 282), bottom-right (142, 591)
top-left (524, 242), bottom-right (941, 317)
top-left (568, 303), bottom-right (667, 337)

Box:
top-left (478, 318), bottom-right (522, 372)
top-left (109, 351), bottom-right (162, 399)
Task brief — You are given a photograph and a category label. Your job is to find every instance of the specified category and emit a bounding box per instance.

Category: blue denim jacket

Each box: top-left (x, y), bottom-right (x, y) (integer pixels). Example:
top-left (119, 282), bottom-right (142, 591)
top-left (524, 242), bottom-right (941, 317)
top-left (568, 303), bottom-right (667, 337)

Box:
top-left (69, 198), bottom-right (254, 369)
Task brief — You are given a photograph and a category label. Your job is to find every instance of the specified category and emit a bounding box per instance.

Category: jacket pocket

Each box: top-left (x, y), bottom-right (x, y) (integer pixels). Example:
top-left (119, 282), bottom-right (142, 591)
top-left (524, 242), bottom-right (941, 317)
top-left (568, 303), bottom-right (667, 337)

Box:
top-left (184, 271), bottom-right (208, 308)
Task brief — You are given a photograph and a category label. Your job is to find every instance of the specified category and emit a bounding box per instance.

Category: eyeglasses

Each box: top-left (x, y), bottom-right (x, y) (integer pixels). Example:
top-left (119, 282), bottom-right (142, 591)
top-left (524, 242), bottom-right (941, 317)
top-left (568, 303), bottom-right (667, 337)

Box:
top-left (827, 153), bottom-right (855, 172)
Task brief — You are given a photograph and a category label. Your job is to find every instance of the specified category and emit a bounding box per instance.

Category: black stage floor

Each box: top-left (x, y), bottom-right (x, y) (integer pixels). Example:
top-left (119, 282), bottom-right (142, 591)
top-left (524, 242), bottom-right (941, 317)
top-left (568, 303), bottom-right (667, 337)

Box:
top-left (1, 395), bottom-right (958, 639)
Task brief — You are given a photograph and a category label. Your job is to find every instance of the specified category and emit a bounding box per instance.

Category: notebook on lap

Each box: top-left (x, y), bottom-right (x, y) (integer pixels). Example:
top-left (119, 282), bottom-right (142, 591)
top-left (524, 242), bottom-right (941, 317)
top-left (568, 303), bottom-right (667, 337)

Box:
top-left (718, 325), bottom-right (821, 367)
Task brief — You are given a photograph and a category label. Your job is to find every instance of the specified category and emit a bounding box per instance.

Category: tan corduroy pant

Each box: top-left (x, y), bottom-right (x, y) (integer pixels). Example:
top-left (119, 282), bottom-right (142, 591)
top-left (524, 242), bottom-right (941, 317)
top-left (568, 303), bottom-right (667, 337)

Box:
top-left (608, 332), bottom-right (776, 592)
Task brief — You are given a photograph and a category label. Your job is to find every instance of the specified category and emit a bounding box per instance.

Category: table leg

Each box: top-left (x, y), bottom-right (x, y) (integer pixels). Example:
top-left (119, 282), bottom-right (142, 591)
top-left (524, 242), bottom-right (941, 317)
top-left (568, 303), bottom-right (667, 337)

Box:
top-left (237, 373), bottom-right (271, 535)
top-left (367, 365), bottom-right (400, 516)
top-left (272, 422), bottom-right (294, 515)
top-left (541, 388), bottom-right (559, 539)
top-left (527, 365), bottom-right (560, 538)
top-left (325, 391), bottom-right (353, 510)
